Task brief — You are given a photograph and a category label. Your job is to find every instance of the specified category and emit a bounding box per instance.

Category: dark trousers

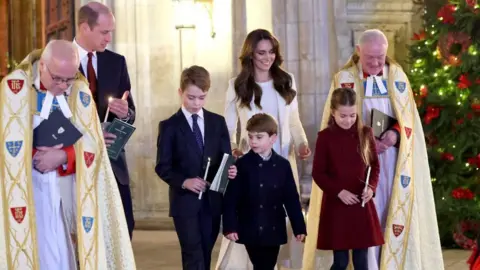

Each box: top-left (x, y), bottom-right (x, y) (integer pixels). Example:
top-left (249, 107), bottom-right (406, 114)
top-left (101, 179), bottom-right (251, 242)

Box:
top-left (117, 181), bottom-right (135, 239)
top-left (173, 198), bottom-right (220, 270)
top-left (331, 249), bottom-right (368, 270)
top-left (245, 244), bottom-right (280, 270)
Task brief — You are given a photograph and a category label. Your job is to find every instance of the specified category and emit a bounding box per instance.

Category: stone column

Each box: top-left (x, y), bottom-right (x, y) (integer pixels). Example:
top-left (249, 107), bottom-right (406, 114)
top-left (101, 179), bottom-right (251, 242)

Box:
top-left (271, 0), bottom-right (339, 198)
top-left (231, 0), bottom-right (247, 74)
top-left (108, 0), bottom-right (177, 229)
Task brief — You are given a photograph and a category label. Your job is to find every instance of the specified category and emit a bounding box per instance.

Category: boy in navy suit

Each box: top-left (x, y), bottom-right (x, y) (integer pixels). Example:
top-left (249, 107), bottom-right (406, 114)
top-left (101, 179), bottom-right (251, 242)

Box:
top-left (155, 65), bottom-right (237, 270)
top-left (222, 113), bottom-right (306, 270)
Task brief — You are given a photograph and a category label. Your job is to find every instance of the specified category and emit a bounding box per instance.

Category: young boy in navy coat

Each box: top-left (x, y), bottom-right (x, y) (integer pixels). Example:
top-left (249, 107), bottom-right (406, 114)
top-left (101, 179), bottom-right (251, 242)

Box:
top-left (155, 65), bottom-right (237, 270)
top-left (222, 113), bottom-right (306, 269)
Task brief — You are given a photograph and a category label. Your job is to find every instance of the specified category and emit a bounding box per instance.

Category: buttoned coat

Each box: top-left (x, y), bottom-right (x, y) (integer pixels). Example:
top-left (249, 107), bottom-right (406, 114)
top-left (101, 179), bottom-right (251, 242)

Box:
top-left (222, 150), bottom-right (306, 246)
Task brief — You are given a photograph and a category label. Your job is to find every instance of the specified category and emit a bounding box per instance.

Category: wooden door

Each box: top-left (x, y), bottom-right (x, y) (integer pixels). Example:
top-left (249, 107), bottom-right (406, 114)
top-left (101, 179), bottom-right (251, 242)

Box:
top-left (44, 0), bottom-right (75, 42)
top-left (0, 0), bottom-right (9, 78)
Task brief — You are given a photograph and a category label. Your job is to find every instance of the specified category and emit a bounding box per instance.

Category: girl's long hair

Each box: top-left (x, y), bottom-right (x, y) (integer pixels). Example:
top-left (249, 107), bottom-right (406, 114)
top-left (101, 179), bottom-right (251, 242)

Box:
top-left (330, 87), bottom-right (372, 165)
top-left (234, 29), bottom-right (296, 109)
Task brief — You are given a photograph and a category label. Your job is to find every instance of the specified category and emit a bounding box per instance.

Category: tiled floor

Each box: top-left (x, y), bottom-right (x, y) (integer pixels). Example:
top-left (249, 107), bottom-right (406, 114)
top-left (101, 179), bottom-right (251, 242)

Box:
top-left (132, 230), bottom-right (471, 269)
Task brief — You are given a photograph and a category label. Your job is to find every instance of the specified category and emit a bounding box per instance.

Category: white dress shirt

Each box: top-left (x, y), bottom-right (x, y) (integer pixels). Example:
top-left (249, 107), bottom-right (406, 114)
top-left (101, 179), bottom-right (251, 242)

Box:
top-left (73, 39), bottom-right (97, 79)
top-left (181, 106), bottom-right (205, 142)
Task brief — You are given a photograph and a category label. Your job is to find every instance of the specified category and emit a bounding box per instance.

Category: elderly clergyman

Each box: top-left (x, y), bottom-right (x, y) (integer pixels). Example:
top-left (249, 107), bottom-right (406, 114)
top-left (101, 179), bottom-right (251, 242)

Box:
top-left (303, 29), bottom-right (444, 270)
top-left (0, 40), bottom-right (135, 269)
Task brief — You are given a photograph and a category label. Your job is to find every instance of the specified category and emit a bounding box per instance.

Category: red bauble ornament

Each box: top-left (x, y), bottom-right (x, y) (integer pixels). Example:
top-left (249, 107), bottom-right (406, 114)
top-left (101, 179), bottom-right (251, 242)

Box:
top-left (420, 85), bottom-right (428, 97)
top-left (451, 187), bottom-right (475, 200)
top-left (468, 157), bottom-right (477, 166)
top-left (471, 98), bottom-right (480, 112)
top-left (454, 221), bottom-right (479, 250)
top-left (424, 106), bottom-right (441, 124)
top-left (458, 74), bottom-right (472, 89)
top-left (441, 152), bottom-right (454, 161)
top-left (466, 0), bottom-right (477, 8)
top-left (437, 4), bottom-right (456, 24)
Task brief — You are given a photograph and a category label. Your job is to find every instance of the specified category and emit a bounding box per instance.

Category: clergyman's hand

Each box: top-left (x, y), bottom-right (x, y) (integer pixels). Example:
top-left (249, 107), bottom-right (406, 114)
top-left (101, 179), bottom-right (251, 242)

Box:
top-left (375, 139), bottom-right (388, 154)
top-left (34, 144), bottom-right (66, 173)
top-left (380, 130), bottom-right (398, 149)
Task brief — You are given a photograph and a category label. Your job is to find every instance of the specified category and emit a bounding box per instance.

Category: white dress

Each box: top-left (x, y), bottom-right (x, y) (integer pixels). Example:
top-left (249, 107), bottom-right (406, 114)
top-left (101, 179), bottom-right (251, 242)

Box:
top-left (216, 77), bottom-right (307, 270)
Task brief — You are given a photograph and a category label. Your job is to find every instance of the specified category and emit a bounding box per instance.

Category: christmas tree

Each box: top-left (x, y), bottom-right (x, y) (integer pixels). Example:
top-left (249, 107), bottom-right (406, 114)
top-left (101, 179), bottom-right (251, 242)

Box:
top-left (408, 0), bottom-right (480, 248)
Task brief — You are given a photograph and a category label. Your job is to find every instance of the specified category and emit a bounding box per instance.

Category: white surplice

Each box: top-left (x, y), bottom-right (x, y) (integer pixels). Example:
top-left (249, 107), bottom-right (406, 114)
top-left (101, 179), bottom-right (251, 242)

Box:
top-left (32, 73), bottom-right (77, 270)
top-left (358, 63), bottom-right (398, 270)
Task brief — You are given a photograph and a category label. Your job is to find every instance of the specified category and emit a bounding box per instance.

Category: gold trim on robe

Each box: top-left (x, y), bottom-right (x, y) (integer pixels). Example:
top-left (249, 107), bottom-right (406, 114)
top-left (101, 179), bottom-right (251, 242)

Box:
top-left (0, 49), bottom-right (136, 270)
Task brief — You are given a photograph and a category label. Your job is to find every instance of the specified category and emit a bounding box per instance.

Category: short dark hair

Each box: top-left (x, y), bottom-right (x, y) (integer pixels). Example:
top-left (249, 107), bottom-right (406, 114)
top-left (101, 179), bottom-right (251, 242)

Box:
top-left (180, 65), bottom-right (211, 92)
top-left (246, 113), bottom-right (278, 136)
top-left (77, 4), bottom-right (111, 29)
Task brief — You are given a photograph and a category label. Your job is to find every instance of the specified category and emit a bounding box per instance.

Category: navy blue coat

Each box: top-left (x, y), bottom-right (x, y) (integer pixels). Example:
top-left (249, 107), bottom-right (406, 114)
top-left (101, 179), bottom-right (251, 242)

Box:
top-left (222, 150), bottom-right (306, 246)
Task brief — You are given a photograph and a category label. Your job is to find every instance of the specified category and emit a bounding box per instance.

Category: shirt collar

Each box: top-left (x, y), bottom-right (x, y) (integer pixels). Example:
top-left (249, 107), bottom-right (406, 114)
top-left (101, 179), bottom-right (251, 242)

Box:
top-left (73, 38), bottom-right (96, 61)
top-left (181, 106), bottom-right (204, 120)
top-left (357, 61), bottom-right (388, 79)
top-left (258, 150), bottom-right (272, 161)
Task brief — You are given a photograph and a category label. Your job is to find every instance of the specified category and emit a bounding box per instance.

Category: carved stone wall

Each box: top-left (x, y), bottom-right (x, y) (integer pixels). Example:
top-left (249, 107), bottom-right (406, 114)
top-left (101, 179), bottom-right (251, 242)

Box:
top-left (334, 0), bottom-right (423, 68)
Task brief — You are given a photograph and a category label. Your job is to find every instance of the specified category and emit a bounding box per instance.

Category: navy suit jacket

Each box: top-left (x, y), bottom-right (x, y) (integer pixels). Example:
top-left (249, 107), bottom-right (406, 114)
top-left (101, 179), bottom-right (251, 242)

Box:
top-left (155, 108), bottom-right (232, 217)
top-left (80, 49), bottom-right (136, 185)
top-left (222, 150), bottom-right (307, 246)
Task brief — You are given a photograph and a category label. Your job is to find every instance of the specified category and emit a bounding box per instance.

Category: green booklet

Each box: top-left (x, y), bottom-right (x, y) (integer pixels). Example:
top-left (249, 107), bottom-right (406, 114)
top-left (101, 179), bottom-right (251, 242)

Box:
top-left (105, 118), bottom-right (136, 160)
top-left (209, 154), bottom-right (235, 194)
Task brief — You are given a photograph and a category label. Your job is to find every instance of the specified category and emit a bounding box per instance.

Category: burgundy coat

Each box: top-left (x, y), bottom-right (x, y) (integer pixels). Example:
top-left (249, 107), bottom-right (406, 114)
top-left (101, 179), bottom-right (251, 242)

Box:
top-left (312, 123), bottom-right (384, 250)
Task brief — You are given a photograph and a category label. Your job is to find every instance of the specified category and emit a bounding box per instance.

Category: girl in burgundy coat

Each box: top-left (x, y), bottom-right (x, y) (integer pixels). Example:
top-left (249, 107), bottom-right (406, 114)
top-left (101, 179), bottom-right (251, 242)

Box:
top-left (312, 87), bottom-right (384, 270)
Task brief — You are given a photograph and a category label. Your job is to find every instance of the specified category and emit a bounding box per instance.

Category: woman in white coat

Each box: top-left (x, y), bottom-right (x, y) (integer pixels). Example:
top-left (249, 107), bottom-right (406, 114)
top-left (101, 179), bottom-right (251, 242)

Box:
top-left (215, 29), bottom-right (311, 270)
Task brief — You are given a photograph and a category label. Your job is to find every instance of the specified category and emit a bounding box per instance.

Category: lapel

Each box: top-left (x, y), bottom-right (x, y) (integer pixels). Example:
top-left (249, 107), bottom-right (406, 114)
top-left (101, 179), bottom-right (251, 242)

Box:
top-left (175, 109), bottom-right (203, 159)
top-left (96, 52), bottom-right (107, 103)
top-left (276, 91), bottom-right (286, 128)
top-left (79, 65), bottom-right (85, 76)
top-left (202, 109), bottom-right (215, 160)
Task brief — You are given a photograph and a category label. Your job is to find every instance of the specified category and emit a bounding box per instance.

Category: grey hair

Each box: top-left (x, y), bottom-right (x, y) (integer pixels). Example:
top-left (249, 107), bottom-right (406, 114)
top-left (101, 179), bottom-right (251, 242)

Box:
top-left (358, 29), bottom-right (388, 48)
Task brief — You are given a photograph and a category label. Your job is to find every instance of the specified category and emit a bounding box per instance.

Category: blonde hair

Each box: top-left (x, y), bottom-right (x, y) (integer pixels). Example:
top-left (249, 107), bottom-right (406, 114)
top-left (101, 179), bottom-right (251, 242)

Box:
top-left (330, 87), bottom-right (372, 165)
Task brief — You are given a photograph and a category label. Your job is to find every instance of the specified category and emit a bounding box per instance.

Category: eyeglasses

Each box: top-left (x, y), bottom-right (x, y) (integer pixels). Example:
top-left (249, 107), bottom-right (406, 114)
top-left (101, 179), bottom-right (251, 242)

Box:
top-left (44, 64), bottom-right (76, 86)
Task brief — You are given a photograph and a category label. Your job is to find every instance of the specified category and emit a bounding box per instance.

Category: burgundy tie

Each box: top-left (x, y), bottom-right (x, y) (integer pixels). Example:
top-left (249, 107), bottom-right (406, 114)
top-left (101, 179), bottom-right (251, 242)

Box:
top-left (87, 52), bottom-right (97, 95)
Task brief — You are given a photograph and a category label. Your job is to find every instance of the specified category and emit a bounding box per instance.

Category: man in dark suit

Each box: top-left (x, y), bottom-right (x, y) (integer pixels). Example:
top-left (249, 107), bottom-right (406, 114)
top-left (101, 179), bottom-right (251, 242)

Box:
top-left (155, 66), bottom-right (237, 270)
top-left (74, 2), bottom-right (136, 239)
